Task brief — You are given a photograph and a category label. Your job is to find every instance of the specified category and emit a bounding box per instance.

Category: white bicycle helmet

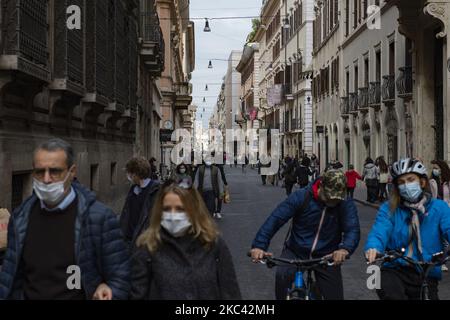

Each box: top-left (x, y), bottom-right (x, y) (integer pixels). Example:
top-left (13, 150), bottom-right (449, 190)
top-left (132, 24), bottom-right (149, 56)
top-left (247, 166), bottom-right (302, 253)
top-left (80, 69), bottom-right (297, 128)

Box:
top-left (390, 158), bottom-right (428, 180)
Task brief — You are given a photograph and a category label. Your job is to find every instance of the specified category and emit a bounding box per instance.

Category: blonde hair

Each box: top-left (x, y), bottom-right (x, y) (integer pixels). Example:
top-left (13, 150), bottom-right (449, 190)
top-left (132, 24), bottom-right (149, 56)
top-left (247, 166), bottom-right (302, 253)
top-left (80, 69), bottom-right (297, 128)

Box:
top-left (137, 183), bottom-right (219, 253)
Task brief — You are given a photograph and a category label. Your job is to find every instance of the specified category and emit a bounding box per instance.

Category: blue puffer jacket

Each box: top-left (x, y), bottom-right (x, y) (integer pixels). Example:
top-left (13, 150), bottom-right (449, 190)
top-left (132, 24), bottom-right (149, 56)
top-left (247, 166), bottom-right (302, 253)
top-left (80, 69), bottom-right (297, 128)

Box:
top-left (0, 183), bottom-right (130, 300)
top-left (252, 179), bottom-right (360, 258)
top-left (365, 198), bottom-right (450, 280)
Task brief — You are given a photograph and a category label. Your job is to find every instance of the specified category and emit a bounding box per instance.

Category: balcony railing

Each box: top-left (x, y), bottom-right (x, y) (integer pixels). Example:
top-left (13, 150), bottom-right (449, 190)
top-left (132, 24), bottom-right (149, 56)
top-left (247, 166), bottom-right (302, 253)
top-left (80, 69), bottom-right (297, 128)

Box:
top-left (349, 93), bottom-right (359, 114)
top-left (340, 96), bottom-right (350, 117)
top-left (382, 75), bottom-right (395, 102)
top-left (369, 81), bottom-right (381, 106)
top-left (396, 66), bottom-right (413, 98)
top-left (358, 87), bottom-right (369, 110)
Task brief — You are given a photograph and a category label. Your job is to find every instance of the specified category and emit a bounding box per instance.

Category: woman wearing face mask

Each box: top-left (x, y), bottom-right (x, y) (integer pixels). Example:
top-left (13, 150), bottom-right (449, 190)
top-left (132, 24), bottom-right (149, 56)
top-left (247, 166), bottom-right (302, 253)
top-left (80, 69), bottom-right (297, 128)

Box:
top-left (173, 163), bottom-right (191, 181)
top-left (130, 181), bottom-right (242, 300)
top-left (429, 160), bottom-right (450, 206)
top-left (365, 158), bottom-right (450, 300)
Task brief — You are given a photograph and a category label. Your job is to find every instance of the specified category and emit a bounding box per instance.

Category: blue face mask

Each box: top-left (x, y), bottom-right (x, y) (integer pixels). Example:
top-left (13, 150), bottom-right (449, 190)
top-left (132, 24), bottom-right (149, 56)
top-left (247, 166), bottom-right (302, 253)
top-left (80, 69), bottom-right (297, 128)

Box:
top-left (398, 181), bottom-right (423, 203)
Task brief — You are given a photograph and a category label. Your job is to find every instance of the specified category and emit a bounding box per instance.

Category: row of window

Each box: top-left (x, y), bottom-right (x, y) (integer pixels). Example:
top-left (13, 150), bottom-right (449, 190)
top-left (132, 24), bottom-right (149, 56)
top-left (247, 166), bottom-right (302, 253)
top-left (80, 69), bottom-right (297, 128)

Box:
top-left (265, 10), bottom-right (281, 44)
top-left (281, 2), bottom-right (304, 47)
top-left (345, 0), bottom-right (381, 37)
top-left (313, 0), bottom-right (339, 51)
top-left (312, 56), bottom-right (339, 100)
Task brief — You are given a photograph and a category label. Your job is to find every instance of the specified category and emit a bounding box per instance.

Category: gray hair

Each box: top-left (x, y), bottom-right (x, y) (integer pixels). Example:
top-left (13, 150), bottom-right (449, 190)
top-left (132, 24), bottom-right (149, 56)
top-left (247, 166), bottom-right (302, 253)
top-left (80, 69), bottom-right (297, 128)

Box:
top-left (34, 138), bottom-right (74, 168)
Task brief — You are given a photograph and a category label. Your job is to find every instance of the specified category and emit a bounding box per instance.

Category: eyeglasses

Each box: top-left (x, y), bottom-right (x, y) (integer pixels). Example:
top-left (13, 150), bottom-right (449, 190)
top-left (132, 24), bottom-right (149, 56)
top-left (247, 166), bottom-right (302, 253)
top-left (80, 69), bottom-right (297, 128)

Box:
top-left (33, 167), bottom-right (68, 180)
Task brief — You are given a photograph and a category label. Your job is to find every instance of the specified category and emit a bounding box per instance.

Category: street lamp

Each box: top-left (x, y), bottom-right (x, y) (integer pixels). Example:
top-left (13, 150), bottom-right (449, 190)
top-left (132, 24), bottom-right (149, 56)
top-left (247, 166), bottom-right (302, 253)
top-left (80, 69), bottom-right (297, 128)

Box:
top-left (204, 18), bottom-right (211, 32)
top-left (283, 18), bottom-right (291, 29)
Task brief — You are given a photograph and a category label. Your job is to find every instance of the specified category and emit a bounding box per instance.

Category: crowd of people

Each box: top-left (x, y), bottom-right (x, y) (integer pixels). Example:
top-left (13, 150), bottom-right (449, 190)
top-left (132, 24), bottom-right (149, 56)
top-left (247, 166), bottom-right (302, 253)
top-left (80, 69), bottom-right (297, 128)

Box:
top-left (1, 137), bottom-right (450, 300)
top-left (0, 138), bottom-right (239, 300)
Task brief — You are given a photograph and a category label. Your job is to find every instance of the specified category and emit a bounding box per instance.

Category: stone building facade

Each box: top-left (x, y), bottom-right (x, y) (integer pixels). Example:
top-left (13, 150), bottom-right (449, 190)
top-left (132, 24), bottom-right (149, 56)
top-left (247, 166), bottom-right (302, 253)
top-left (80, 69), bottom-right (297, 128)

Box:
top-left (0, 0), bottom-right (165, 212)
top-left (312, 0), bottom-right (450, 172)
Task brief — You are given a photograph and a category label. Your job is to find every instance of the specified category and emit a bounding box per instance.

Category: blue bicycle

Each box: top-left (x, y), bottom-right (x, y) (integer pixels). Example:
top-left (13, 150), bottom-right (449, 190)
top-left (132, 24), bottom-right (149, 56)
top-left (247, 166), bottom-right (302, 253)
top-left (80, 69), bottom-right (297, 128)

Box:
top-left (250, 253), bottom-right (337, 300)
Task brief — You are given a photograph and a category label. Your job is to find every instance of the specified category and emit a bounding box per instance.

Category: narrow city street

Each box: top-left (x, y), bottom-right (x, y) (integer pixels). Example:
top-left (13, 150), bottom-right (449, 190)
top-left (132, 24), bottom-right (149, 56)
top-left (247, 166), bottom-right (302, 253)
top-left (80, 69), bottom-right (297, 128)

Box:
top-left (218, 166), bottom-right (450, 300)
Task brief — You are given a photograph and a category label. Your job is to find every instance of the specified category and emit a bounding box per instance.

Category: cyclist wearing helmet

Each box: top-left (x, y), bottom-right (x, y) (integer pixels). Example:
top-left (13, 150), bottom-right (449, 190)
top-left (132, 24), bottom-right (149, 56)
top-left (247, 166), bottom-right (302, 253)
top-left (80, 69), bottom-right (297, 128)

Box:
top-left (365, 158), bottom-right (450, 300)
top-left (250, 170), bottom-right (360, 300)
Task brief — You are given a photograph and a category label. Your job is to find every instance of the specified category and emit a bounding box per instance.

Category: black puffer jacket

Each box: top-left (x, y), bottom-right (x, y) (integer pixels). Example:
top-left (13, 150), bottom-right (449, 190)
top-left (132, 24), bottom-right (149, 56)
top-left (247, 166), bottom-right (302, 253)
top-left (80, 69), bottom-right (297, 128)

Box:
top-left (130, 230), bottom-right (241, 300)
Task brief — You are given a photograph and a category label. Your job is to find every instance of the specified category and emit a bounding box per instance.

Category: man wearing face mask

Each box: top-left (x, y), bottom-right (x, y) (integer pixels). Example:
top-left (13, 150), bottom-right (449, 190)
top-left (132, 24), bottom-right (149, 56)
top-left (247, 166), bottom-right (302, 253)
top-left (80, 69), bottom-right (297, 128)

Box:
top-left (250, 170), bottom-right (360, 300)
top-left (365, 158), bottom-right (450, 300)
top-left (0, 138), bottom-right (130, 300)
top-left (120, 157), bottom-right (161, 248)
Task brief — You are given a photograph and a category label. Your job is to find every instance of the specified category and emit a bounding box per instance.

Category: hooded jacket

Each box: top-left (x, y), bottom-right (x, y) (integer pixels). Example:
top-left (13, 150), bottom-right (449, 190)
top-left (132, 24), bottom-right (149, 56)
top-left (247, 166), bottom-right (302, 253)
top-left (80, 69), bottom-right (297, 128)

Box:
top-left (252, 179), bottom-right (360, 258)
top-left (363, 163), bottom-right (379, 181)
top-left (0, 183), bottom-right (130, 300)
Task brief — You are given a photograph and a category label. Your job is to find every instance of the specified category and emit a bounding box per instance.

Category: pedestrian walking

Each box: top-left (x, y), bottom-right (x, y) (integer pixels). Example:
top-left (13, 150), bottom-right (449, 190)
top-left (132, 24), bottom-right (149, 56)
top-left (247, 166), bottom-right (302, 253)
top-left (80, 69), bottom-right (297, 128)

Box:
top-left (0, 138), bottom-right (130, 300)
top-left (310, 154), bottom-right (319, 179)
top-left (295, 157), bottom-right (313, 189)
top-left (149, 157), bottom-right (159, 180)
top-left (345, 165), bottom-right (362, 199)
top-left (172, 163), bottom-right (192, 182)
top-left (250, 170), bottom-right (360, 300)
top-left (193, 159), bottom-right (228, 219)
top-left (377, 157), bottom-right (389, 202)
top-left (120, 157), bottom-right (161, 248)
top-left (365, 158), bottom-right (450, 300)
top-left (282, 158), bottom-right (297, 196)
top-left (362, 157), bottom-right (380, 203)
top-left (130, 181), bottom-right (241, 300)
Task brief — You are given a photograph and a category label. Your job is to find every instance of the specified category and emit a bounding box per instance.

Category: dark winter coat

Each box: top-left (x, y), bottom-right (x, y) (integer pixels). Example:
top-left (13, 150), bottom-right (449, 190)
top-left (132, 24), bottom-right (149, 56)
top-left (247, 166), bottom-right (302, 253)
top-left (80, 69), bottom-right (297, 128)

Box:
top-left (0, 183), bottom-right (130, 300)
top-left (120, 181), bottom-right (161, 247)
top-left (252, 179), bottom-right (360, 258)
top-left (130, 230), bottom-right (241, 300)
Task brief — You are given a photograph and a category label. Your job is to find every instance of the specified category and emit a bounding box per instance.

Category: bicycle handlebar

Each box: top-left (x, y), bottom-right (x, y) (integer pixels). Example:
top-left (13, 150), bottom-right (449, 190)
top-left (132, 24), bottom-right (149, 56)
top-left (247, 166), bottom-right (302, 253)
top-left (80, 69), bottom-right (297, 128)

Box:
top-left (368, 248), bottom-right (450, 267)
top-left (248, 251), bottom-right (346, 268)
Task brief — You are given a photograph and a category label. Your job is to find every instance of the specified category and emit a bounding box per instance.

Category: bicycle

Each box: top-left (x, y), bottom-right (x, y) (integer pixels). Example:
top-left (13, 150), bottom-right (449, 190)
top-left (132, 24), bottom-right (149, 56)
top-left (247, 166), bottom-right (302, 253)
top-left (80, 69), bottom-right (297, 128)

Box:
top-left (248, 252), bottom-right (338, 300)
top-left (368, 248), bottom-right (450, 300)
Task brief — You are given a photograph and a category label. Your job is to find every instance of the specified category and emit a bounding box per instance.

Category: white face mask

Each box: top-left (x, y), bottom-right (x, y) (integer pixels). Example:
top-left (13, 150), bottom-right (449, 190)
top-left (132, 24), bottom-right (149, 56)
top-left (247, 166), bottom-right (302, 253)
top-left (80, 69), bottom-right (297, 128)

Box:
top-left (33, 171), bottom-right (71, 206)
top-left (161, 212), bottom-right (191, 237)
top-left (179, 168), bottom-right (186, 174)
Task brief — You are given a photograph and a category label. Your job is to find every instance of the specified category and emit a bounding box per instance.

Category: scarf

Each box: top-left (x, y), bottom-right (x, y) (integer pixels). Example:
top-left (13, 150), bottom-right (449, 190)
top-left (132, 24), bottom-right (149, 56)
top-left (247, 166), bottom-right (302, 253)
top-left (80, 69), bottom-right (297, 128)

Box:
top-left (402, 193), bottom-right (431, 260)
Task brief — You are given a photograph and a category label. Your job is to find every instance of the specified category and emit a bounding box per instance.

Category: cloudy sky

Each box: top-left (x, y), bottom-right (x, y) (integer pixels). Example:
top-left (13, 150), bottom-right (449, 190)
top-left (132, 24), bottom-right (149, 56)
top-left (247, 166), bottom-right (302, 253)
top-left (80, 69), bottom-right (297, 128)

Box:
top-left (190, 0), bottom-right (261, 127)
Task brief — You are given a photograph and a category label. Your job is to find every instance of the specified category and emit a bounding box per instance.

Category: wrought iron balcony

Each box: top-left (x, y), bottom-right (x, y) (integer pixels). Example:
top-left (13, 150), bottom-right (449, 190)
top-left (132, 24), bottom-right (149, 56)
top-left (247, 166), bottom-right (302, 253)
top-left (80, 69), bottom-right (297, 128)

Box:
top-left (139, 12), bottom-right (165, 76)
top-left (340, 96), bottom-right (350, 118)
top-left (396, 66), bottom-right (413, 98)
top-left (382, 75), bottom-right (395, 102)
top-left (358, 87), bottom-right (369, 110)
top-left (349, 93), bottom-right (359, 114)
top-left (0, 0), bottom-right (50, 82)
top-left (369, 81), bottom-right (381, 106)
